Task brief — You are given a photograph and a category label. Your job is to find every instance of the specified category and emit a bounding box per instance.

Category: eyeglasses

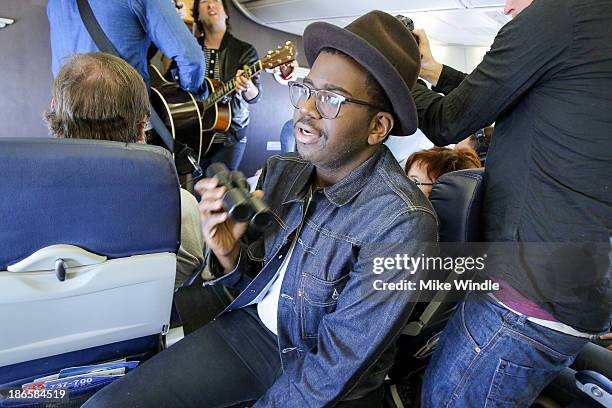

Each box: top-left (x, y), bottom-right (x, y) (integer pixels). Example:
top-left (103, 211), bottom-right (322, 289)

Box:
top-left (288, 81), bottom-right (388, 120)
top-left (412, 180), bottom-right (434, 187)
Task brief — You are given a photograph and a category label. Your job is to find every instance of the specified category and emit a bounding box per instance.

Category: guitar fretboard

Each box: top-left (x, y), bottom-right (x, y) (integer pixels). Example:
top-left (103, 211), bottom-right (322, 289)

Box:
top-left (202, 61), bottom-right (263, 110)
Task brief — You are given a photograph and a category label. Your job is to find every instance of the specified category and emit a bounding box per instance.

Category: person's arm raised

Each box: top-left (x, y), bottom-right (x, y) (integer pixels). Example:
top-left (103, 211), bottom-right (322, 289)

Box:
top-left (413, 29), bottom-right (443, 86)
top-left (195, 177), bottom-right (264, 273)
top-left (411, 0), bottom-right (571, 146)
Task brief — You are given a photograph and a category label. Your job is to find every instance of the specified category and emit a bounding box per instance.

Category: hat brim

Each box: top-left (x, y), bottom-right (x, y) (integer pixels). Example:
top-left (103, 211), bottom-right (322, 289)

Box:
top-left (303, 21), bottom-right (418, 136)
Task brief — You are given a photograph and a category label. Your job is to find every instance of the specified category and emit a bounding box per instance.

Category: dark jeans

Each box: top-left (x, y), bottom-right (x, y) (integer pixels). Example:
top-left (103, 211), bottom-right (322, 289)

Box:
top-left (82, 307), bottom-right (279, 408)
top-left (83, 307), bottom-right (383, 408)
top-left (201, 132), bottom-right (248, 172)
top-left (421, 291), bottom-right (588, 408)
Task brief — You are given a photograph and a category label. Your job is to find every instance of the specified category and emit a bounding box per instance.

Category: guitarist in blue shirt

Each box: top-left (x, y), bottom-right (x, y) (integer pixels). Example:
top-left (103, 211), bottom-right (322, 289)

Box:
top-left (192, 0), bottom-right (262, 170)
top-left (47, 0), bottom-right (208, 100)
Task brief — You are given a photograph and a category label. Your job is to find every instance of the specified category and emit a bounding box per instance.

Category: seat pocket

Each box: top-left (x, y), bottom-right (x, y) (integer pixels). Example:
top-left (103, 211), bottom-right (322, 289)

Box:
top-left (299, 272), bottom-right (349, 339)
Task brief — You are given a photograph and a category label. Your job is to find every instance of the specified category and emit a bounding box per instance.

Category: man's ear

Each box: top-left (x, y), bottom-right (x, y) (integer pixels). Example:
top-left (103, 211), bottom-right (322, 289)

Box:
top-left (367, 112), bottom-right (394, 145)
top-left (136, 117), bottom-right (147, 144)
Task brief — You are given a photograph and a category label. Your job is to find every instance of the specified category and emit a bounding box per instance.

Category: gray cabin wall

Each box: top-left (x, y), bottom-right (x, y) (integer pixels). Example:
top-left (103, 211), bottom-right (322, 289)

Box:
top-left (0, 1), bottom-right (53, 139)
top-left (220, 1), bottom-right (306, 176)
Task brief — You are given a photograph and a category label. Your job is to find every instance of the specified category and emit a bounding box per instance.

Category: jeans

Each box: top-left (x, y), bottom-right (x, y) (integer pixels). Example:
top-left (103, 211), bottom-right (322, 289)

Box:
top-left (83, 306), bottom-right (384, 407)
top-left (421, 292), bottom-right (588, 408)
top-left (82, 307), bottom-right (280, 408)
top-left (201, 131), bottom-right (248, 172)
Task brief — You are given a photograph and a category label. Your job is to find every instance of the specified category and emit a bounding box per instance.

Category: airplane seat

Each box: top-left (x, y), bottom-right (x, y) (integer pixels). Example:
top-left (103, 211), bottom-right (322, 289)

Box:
top-left (402, 167), bottom-right (485, 339)
top-left (428, 168), bottom-right (485, 243)
top-left (385, 168), bottom-right (485, 406)
top-left (0, 138), bottom-right (180, 396)
top-left (536, 342), bottom-right (612, 407)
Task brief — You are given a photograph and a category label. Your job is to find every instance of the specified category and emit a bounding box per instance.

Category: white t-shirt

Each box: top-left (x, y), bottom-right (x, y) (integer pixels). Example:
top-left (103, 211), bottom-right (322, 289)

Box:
top-left (255, 239), bottom-right (297, 335)
top-left (253, 187), bottom-right (313, 335)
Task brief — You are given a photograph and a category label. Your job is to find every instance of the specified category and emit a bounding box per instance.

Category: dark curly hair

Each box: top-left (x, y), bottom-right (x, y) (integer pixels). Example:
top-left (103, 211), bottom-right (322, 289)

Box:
top-left (192, 0), bottom-right (231, 36)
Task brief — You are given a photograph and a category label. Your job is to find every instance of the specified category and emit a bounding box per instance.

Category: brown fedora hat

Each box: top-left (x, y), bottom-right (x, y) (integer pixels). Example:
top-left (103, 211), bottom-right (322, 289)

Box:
top-left (303, 10), bottom-right (420, 136)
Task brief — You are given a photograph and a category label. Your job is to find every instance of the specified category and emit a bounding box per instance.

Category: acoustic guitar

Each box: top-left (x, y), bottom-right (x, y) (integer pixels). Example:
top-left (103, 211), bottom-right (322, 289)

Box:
top-left (149, 41), bottom-right (295, 163)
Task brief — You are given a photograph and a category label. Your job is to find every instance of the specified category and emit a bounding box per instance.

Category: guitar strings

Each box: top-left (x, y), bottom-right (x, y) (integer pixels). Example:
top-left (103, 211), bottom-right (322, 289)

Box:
top-left (203, 60), bottom-right (265, 109)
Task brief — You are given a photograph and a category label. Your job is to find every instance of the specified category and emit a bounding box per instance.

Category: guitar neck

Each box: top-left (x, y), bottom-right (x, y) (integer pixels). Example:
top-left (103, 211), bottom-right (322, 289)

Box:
top-left (202, 60), bottom-right (263, 110)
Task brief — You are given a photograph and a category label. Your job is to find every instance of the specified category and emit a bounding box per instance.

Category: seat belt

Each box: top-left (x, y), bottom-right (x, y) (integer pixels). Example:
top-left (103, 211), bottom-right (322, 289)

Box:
top-left (76, 0), bottom-right (202, 178)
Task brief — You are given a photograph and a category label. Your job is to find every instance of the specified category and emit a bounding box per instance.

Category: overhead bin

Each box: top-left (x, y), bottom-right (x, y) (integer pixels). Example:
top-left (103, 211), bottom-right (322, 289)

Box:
top-left (234, 0), bottom-right (504, 26)
top-left (233, 0), bottom-right (508, 46)
top-left (237, 0), bottom-right (465, 23)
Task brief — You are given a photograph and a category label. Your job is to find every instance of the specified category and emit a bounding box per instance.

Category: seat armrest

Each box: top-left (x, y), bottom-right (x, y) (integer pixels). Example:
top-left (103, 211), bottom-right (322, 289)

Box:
top-left (575, 370), bottom-right (612, 407)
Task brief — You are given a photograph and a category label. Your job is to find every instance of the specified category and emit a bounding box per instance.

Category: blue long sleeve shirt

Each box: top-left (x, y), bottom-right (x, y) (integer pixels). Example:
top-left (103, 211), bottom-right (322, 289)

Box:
top-left (48, 0), bottom-right (207, 98)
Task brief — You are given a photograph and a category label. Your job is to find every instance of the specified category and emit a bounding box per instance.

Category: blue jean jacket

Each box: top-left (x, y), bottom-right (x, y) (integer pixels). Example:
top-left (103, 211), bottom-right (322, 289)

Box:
top-left (206, 146), bottom-right (438, 407)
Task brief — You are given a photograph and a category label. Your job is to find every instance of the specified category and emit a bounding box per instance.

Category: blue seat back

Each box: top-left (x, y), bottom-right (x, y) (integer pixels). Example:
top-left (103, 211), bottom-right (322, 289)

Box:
top-left (0, 138), bottom-right (180, 270)
top-left (428, 168), bottom-right (485, 242)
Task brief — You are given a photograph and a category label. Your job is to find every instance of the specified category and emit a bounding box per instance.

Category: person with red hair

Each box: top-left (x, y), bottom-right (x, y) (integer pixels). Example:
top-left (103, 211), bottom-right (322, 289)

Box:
top-left (404, 147), bottom-right (481, 197)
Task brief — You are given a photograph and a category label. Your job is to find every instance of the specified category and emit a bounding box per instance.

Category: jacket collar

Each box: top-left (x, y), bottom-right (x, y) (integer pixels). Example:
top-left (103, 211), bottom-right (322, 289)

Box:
top-left (219, 31), bottom-right (233, 49)
top-left (198, 31), bottom-right (234, 49)
top-left (281, 146), bottom-right (387, 207)
top-left (281, 161), bottom-right (315, 205)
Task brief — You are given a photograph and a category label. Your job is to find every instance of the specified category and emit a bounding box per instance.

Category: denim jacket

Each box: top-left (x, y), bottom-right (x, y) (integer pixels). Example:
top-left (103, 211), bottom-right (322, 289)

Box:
top-left (206, 146), bottom-right (438, 407)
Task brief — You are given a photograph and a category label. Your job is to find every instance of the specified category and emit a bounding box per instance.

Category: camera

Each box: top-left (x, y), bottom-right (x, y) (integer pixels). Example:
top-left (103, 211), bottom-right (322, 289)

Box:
top-left (205, 162), bottom-right (273, 232)
top-left (395, 15), bottom-right (420, 45)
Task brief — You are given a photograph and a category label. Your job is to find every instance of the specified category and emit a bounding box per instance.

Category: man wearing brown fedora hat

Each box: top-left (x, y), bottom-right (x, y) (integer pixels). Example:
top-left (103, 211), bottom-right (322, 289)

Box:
top-left (84, 10), bottom-right (438, 408)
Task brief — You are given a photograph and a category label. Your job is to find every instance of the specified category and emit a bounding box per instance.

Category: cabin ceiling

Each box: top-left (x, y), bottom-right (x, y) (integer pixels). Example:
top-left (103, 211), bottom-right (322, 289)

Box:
top-left (233, 0), bottom-right (510, 47)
